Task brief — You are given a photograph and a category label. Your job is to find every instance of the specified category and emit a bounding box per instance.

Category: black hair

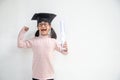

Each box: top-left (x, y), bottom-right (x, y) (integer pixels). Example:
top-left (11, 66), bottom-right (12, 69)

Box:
top-left (50, 27), bottom-right (57, 39)
top-left (35, 27), bottom-right (57, 39)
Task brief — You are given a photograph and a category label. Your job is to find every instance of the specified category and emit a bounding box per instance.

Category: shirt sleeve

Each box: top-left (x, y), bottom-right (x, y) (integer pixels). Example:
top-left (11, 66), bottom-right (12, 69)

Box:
top-left (54, 39), bottom-right (68, 55)
top-left (17, 28), bottom-right (33, 48)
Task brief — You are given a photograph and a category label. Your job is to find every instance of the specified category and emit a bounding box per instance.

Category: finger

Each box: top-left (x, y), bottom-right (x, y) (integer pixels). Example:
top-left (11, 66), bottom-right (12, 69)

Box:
top-left (24, 27), bottom-right (29, 31)
top-left (63, 42), bottom-right (67, 46)
top-left (63, 44), bottom-right (67, 48)
top-left (64, 41), bottom-right (67, 44)
top-left (64, 42), bottom-right (67, 46)
top-left (63, 47), bottom-right (68, 52)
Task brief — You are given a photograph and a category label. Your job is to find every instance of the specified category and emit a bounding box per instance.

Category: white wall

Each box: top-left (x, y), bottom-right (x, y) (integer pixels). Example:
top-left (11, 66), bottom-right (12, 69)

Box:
top-left (0, 0), bottom-right (120, 80)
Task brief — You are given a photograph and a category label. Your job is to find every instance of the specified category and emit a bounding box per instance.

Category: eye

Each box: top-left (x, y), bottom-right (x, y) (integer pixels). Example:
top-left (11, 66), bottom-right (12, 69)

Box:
top-left (38, 24), bottom-right (42, 27)
top-left (38, 22), bottom-right (49, 27)
top-left (44, 23), bottom-right (49, 26)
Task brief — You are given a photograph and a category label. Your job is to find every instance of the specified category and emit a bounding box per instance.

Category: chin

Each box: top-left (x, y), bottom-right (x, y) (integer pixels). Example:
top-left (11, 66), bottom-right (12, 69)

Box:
top-left (41, 33), bottom-right (48, 36)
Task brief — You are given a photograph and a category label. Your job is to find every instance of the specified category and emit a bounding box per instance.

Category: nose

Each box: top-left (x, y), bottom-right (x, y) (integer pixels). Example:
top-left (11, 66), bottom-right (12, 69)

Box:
top-left (41, 24), bottom-right (45, 28)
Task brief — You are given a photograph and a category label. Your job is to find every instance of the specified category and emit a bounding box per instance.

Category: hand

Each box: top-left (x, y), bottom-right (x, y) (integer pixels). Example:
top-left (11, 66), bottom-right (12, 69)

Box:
top-left (63, 41), bottom-right (68, 52)
top-left (23, 26), bottom-right (29, 32)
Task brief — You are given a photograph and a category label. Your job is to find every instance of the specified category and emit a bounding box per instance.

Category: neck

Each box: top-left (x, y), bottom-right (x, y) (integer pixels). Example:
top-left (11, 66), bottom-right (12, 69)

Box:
top-left (39, 34), bottom-right (50, 38)
top-left (41, 34), bottom-right (48, 36)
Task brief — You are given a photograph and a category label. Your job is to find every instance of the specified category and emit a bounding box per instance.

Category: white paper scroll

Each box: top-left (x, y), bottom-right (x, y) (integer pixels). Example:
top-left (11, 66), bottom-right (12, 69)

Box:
top-left (60, 21), bottom-right (66, 47)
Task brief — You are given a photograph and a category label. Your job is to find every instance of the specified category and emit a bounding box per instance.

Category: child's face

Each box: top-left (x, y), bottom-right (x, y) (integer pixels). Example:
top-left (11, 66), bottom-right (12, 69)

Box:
top-left (37, 21), bottom-right (51, 36)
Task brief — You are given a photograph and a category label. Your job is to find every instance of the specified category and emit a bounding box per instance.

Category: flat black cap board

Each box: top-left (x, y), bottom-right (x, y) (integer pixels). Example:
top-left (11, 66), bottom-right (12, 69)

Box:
top-left (31, 13), bottom-right (56, 25)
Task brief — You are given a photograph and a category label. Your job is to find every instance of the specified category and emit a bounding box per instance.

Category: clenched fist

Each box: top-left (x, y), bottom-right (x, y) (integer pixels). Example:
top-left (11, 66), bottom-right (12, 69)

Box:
top-left (23, 26), bottom-right (29, 32)
top-left (62, 41), bottom-right (68, 52)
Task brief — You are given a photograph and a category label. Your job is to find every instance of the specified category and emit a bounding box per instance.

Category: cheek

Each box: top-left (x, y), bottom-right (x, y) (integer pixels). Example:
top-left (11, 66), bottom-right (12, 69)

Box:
top-left (47, 26), bottom-right (51, 30)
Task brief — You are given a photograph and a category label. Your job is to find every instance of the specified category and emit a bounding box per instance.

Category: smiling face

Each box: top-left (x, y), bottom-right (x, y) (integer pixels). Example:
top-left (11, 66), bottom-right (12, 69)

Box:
top-left (37, 21), bottom-right (51, 36)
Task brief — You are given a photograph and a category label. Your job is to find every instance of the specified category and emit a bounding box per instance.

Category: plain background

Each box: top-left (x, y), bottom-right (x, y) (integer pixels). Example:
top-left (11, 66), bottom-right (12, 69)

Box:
top-left (0, 0), bottom-right (120, 80)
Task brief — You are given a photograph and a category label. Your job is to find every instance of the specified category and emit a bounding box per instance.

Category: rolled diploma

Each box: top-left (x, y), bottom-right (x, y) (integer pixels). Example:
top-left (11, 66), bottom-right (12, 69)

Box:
top-left (60, 21), bottom-right (66, 50)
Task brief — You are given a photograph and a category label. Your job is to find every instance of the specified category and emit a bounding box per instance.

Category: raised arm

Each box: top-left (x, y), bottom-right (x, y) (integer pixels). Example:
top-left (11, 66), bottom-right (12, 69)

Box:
top-left (17, 26), bottom-right (32, 48)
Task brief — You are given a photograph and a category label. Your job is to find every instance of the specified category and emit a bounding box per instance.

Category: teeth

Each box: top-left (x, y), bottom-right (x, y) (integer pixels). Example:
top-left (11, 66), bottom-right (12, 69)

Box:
top-left (41, 29), bottom-right (47, 31)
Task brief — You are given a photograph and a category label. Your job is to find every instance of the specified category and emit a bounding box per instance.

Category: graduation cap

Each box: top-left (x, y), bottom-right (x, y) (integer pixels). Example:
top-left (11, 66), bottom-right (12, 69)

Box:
top-left (31, 13), bottom-right (56, 25)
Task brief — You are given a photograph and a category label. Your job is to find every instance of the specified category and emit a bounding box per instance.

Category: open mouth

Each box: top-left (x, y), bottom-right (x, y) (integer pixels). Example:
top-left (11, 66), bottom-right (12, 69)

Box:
top-left (41, 29), bottom-right (47, 31)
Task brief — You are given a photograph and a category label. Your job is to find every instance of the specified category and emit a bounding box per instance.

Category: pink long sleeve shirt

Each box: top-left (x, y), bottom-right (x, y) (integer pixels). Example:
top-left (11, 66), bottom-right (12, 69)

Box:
top-left (17, 29), bottom-right (68, 80)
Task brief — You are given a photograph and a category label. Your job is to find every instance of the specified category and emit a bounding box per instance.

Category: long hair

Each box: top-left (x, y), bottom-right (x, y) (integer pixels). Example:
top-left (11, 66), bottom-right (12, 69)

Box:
top-left (35, 27), bottom-right (57, 39)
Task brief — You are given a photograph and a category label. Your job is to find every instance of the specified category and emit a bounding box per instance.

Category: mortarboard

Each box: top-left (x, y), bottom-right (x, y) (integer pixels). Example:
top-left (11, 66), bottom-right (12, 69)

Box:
top-left (31, 13), bottom-right (56, 24)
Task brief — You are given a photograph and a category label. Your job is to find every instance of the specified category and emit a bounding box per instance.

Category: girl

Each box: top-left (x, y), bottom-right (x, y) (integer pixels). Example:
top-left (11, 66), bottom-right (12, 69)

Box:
top-left (17, 13), bottom-right (68, 80)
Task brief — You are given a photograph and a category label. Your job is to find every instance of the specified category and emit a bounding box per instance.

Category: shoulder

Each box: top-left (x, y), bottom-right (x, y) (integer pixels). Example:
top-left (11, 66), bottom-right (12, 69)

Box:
top-left (50, 38), bottom-right (61, 44)
top-left (50, 38), bottom-right (57, 42)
